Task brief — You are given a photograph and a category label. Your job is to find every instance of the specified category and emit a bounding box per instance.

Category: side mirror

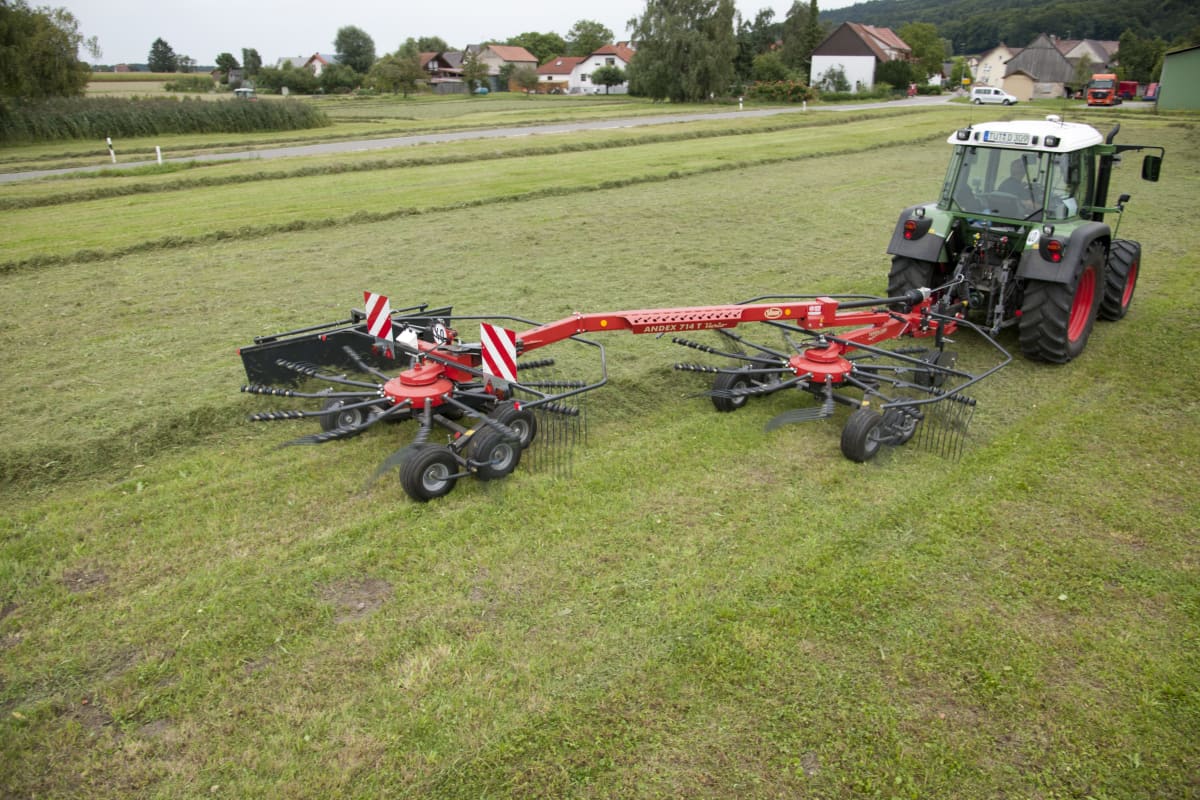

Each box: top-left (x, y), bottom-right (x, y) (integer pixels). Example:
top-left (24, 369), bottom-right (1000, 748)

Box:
top-left (1142, 154), bottom-right (1162, 182)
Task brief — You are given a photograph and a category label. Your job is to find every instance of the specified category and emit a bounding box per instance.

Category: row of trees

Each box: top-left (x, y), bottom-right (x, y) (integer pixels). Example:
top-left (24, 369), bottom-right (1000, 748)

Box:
top-left (1, 0), bottom-right (98, 101)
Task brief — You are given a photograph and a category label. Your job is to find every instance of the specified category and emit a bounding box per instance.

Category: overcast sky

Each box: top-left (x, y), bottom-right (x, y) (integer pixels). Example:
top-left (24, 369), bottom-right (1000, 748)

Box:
top-left (59, 0), bottom-right (857, 66)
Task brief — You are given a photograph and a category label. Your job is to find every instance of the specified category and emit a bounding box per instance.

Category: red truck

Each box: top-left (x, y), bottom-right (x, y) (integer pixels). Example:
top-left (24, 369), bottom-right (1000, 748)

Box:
top-left (1087, 73), bottom-right (1119, 106)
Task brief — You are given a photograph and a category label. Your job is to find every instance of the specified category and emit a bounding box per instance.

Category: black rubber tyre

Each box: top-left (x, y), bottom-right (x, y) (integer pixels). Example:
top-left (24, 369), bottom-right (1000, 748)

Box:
top-left (489, 405), bottom-right (537, 448)
top-left (841, 408), bottom-right (885, 463)
top-left (711, 369), bottom-right (753, 413)
top-left (1099, 239), bottom-right (1140, 321)
top-left (470, 428), bottom-right (522, 481)
top-left (399, 445), bottom-right (459, 502)
top-left (1018, 242), bottom-right (1104, 363)
top-left (319, 397), bottom-right (366, 432)
top-left (887, 256), bottom-right (939, 307)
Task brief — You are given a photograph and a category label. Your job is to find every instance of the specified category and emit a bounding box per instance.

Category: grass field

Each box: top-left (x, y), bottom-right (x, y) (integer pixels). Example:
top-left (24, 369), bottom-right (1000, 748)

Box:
top-left (1, 100), bottom-right (1198, 798)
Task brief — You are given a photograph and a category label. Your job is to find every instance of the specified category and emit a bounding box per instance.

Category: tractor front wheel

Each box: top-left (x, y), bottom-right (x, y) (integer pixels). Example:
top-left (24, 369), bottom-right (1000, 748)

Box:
top-left (1018, 242), bottom-right (1104, 363)
top-left (841, 408), bottom-right (885, 462)
top-left (400, 445), bottom-right (459, 502)
top-left (1099, 239), bottom-right (1140, 321)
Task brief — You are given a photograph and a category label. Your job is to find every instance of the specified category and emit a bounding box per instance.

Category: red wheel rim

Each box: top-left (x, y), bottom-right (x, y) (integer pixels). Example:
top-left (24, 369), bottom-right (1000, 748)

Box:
top-left (1121, 261), bottom-right (1138, 308)
top-left (1068, 266), bottom-right (1096, 342)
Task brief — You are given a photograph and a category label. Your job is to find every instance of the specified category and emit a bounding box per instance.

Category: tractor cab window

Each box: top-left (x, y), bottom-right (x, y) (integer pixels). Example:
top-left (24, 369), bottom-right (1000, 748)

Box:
top-left (1044, 151), bottom-right (1091, 221)
top-left (944, 146), bottom-right (1049, 220)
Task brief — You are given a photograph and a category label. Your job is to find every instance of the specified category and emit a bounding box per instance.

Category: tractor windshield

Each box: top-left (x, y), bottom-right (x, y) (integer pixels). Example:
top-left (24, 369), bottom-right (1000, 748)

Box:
top-left (942, 145), bottom-right (1052, 221)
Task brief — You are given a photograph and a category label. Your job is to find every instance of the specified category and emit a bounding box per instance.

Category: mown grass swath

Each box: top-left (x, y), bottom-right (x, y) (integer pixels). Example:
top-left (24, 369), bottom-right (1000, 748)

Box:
top-left (0, 105), bottom-right (1197, 798)
top-left (0, 96), bottom-right (330, 144)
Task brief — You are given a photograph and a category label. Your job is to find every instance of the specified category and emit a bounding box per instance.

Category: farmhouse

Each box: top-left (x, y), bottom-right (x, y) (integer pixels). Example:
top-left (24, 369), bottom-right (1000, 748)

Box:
top-left (810, 22), bottom-right (911, 93)
top-left (1002, 33), bottom-right (1075, 100)
top-left (537, 56), bottom-right (585, 93)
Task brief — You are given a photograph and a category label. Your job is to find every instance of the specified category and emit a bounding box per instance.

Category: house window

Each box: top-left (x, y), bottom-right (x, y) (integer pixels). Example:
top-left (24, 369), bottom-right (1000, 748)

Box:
top-left (581, 74), bottom-right (589, 82)
top-left (605, 57), bottom-right (615, 66)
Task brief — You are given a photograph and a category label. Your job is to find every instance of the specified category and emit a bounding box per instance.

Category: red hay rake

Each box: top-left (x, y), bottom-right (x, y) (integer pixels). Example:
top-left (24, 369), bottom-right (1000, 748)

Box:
top-left (239, 288), bottom-right (1010, 501)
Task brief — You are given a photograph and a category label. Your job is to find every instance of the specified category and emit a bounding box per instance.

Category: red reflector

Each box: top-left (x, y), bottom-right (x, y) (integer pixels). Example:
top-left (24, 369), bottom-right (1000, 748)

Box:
top-left (1046, 240), bottom-right (1063, 262)
top-left (903, 220), bottom-right (917, 240)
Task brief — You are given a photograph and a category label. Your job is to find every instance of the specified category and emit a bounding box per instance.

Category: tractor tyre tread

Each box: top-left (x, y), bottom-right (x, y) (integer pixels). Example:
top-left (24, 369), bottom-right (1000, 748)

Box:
top-left (1099, 239), bottom-right (1140, 321)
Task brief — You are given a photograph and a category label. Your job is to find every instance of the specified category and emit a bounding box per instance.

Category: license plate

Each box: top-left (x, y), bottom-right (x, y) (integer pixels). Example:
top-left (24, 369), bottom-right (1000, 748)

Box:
top-left (983, 130), bottom-right (1031, 145)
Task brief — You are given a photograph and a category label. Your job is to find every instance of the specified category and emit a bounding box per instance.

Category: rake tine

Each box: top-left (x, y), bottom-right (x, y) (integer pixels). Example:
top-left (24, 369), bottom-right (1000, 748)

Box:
top-left (341, 345), bottom-right (394, 381)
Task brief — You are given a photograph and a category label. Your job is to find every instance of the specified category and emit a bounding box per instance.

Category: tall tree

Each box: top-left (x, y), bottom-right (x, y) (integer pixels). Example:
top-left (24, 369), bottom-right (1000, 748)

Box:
top-left (334, 25), bottom-right (376, 74)
top-left (898, 22), bottom-right (943, 82)
top-left (148, 37), bottom-right (178, 72)
top-left (368, 51), bottom-right (424, 96)
top-left (779, 0), bottom-right (821, 76)
top-left (734, 8), bottom-right (780, 80)
top-left (0, 1), bottom-right (98, 100)
top-left (507, 31), bottom-right (567, 64)
top-left (566, 19), bottom-right (614, 57)
top-left (241, 48), bottom-right (262, 77)
top-left (215, 52), bottom-right (239, 75)
top-left (628, 0), bottom-right (738, 102)
top-left (416, 36), bottom-right (449, 53)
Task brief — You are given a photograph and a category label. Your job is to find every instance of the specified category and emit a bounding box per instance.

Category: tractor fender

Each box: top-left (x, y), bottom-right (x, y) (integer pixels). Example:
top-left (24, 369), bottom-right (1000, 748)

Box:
top-left (1017, 222), bottom-right (1110, 284)
top-left (886, 205), bottom-right (947, 264)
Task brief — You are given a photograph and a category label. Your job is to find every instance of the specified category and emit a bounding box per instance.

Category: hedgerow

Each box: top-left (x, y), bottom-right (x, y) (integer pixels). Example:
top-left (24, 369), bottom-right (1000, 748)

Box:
top-left (746, 81), bottom-right (816, 103)
top-left (0, 96), bottom-right (330, 143)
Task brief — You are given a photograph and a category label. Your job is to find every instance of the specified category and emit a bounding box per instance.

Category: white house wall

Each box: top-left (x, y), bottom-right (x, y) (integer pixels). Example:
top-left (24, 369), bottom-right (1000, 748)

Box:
top-left (811, 55), bottom-right (876, 92)
top-left (569, 59), bottom-right (630, 94)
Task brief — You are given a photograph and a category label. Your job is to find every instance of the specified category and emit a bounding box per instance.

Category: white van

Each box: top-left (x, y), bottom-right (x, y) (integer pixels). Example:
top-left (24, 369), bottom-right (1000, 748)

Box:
top-left (970, 86), bottom-right (1018, 105)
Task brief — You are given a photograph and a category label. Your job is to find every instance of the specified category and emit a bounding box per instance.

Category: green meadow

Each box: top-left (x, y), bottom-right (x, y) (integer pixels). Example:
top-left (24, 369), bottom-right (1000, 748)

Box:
top-left (2, 96), bottom-right (1197, 798)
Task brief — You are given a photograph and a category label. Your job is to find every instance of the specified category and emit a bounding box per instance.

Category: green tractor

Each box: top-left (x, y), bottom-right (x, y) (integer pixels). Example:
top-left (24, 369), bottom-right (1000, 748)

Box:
top-left (887, 115), bottom-right (1164, 362)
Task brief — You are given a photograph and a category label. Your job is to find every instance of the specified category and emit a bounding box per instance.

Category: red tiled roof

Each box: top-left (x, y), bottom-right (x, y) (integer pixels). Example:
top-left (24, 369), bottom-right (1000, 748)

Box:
top-left (591, 43), bottom-right (636, 63)
top-left (537, 56), bottom-right (585, 75)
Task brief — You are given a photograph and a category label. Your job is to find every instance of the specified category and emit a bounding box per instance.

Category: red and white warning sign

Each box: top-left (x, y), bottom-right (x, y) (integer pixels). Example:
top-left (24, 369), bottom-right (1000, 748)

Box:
top-left (480, 322), bottom-right (518, 383)
top-left (363, 291), bottom-right (392, 341)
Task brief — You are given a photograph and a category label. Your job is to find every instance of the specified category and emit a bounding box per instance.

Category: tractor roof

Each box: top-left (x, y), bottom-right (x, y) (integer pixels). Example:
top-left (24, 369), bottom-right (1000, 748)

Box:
top-left (948, 116), bottom-right (1104, 153)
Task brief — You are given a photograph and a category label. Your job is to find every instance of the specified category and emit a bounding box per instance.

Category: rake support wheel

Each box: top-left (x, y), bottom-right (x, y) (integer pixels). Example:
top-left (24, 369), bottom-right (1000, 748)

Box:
top-left (400, 445), bottom-right (459, 502)
top-left (711, 369), bottom-right (752, 413)
top-left (489, 405), bottom-right (538, 449)
top-left (841, 408), bottom-right (885, 463)
top-left (470, 428), bottom-right (522, 481)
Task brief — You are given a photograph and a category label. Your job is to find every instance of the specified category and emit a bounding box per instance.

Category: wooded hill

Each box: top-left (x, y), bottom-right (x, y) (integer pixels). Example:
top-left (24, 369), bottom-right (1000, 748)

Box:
top-left (820, 0), bottom-right (1200, 55)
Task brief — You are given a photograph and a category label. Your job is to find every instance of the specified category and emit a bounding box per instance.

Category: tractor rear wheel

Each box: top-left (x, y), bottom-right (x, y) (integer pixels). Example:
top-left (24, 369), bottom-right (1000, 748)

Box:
top-left (489, 404), bottom-right (537, 448)
top-left (470, 428), bottom-right (522, 481)
top-left (400, 445), bottom-right (459, 501)
top-left (841, 408), bottom-right (885, 462)
top-left (1018, 242), bottom-right (1104, 363)
top-left (1099, 239), bottom-right (1140, 321)
top-left (887, 256), bottom-right (939, 308)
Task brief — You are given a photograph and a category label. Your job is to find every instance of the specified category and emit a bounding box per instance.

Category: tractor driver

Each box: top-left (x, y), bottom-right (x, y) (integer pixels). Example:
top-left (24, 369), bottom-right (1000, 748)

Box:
top-left (998, 156), bottom-right (1043, 215)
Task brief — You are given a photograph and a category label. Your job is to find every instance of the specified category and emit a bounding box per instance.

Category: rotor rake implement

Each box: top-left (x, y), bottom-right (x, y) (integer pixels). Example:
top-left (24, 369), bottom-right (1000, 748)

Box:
top-left (238, 289), bottom-right (1009, 501)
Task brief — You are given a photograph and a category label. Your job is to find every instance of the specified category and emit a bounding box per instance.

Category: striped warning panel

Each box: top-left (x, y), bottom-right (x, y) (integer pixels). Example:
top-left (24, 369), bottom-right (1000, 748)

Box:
top-left (363, 291), bottom-right (392, 341)
top-left (480, 322), bottom-right (518, 382)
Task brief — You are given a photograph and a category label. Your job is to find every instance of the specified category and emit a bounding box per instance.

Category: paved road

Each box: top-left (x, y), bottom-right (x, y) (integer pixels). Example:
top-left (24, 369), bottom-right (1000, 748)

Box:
top-left (0, 95), bottom-right (954, 184)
